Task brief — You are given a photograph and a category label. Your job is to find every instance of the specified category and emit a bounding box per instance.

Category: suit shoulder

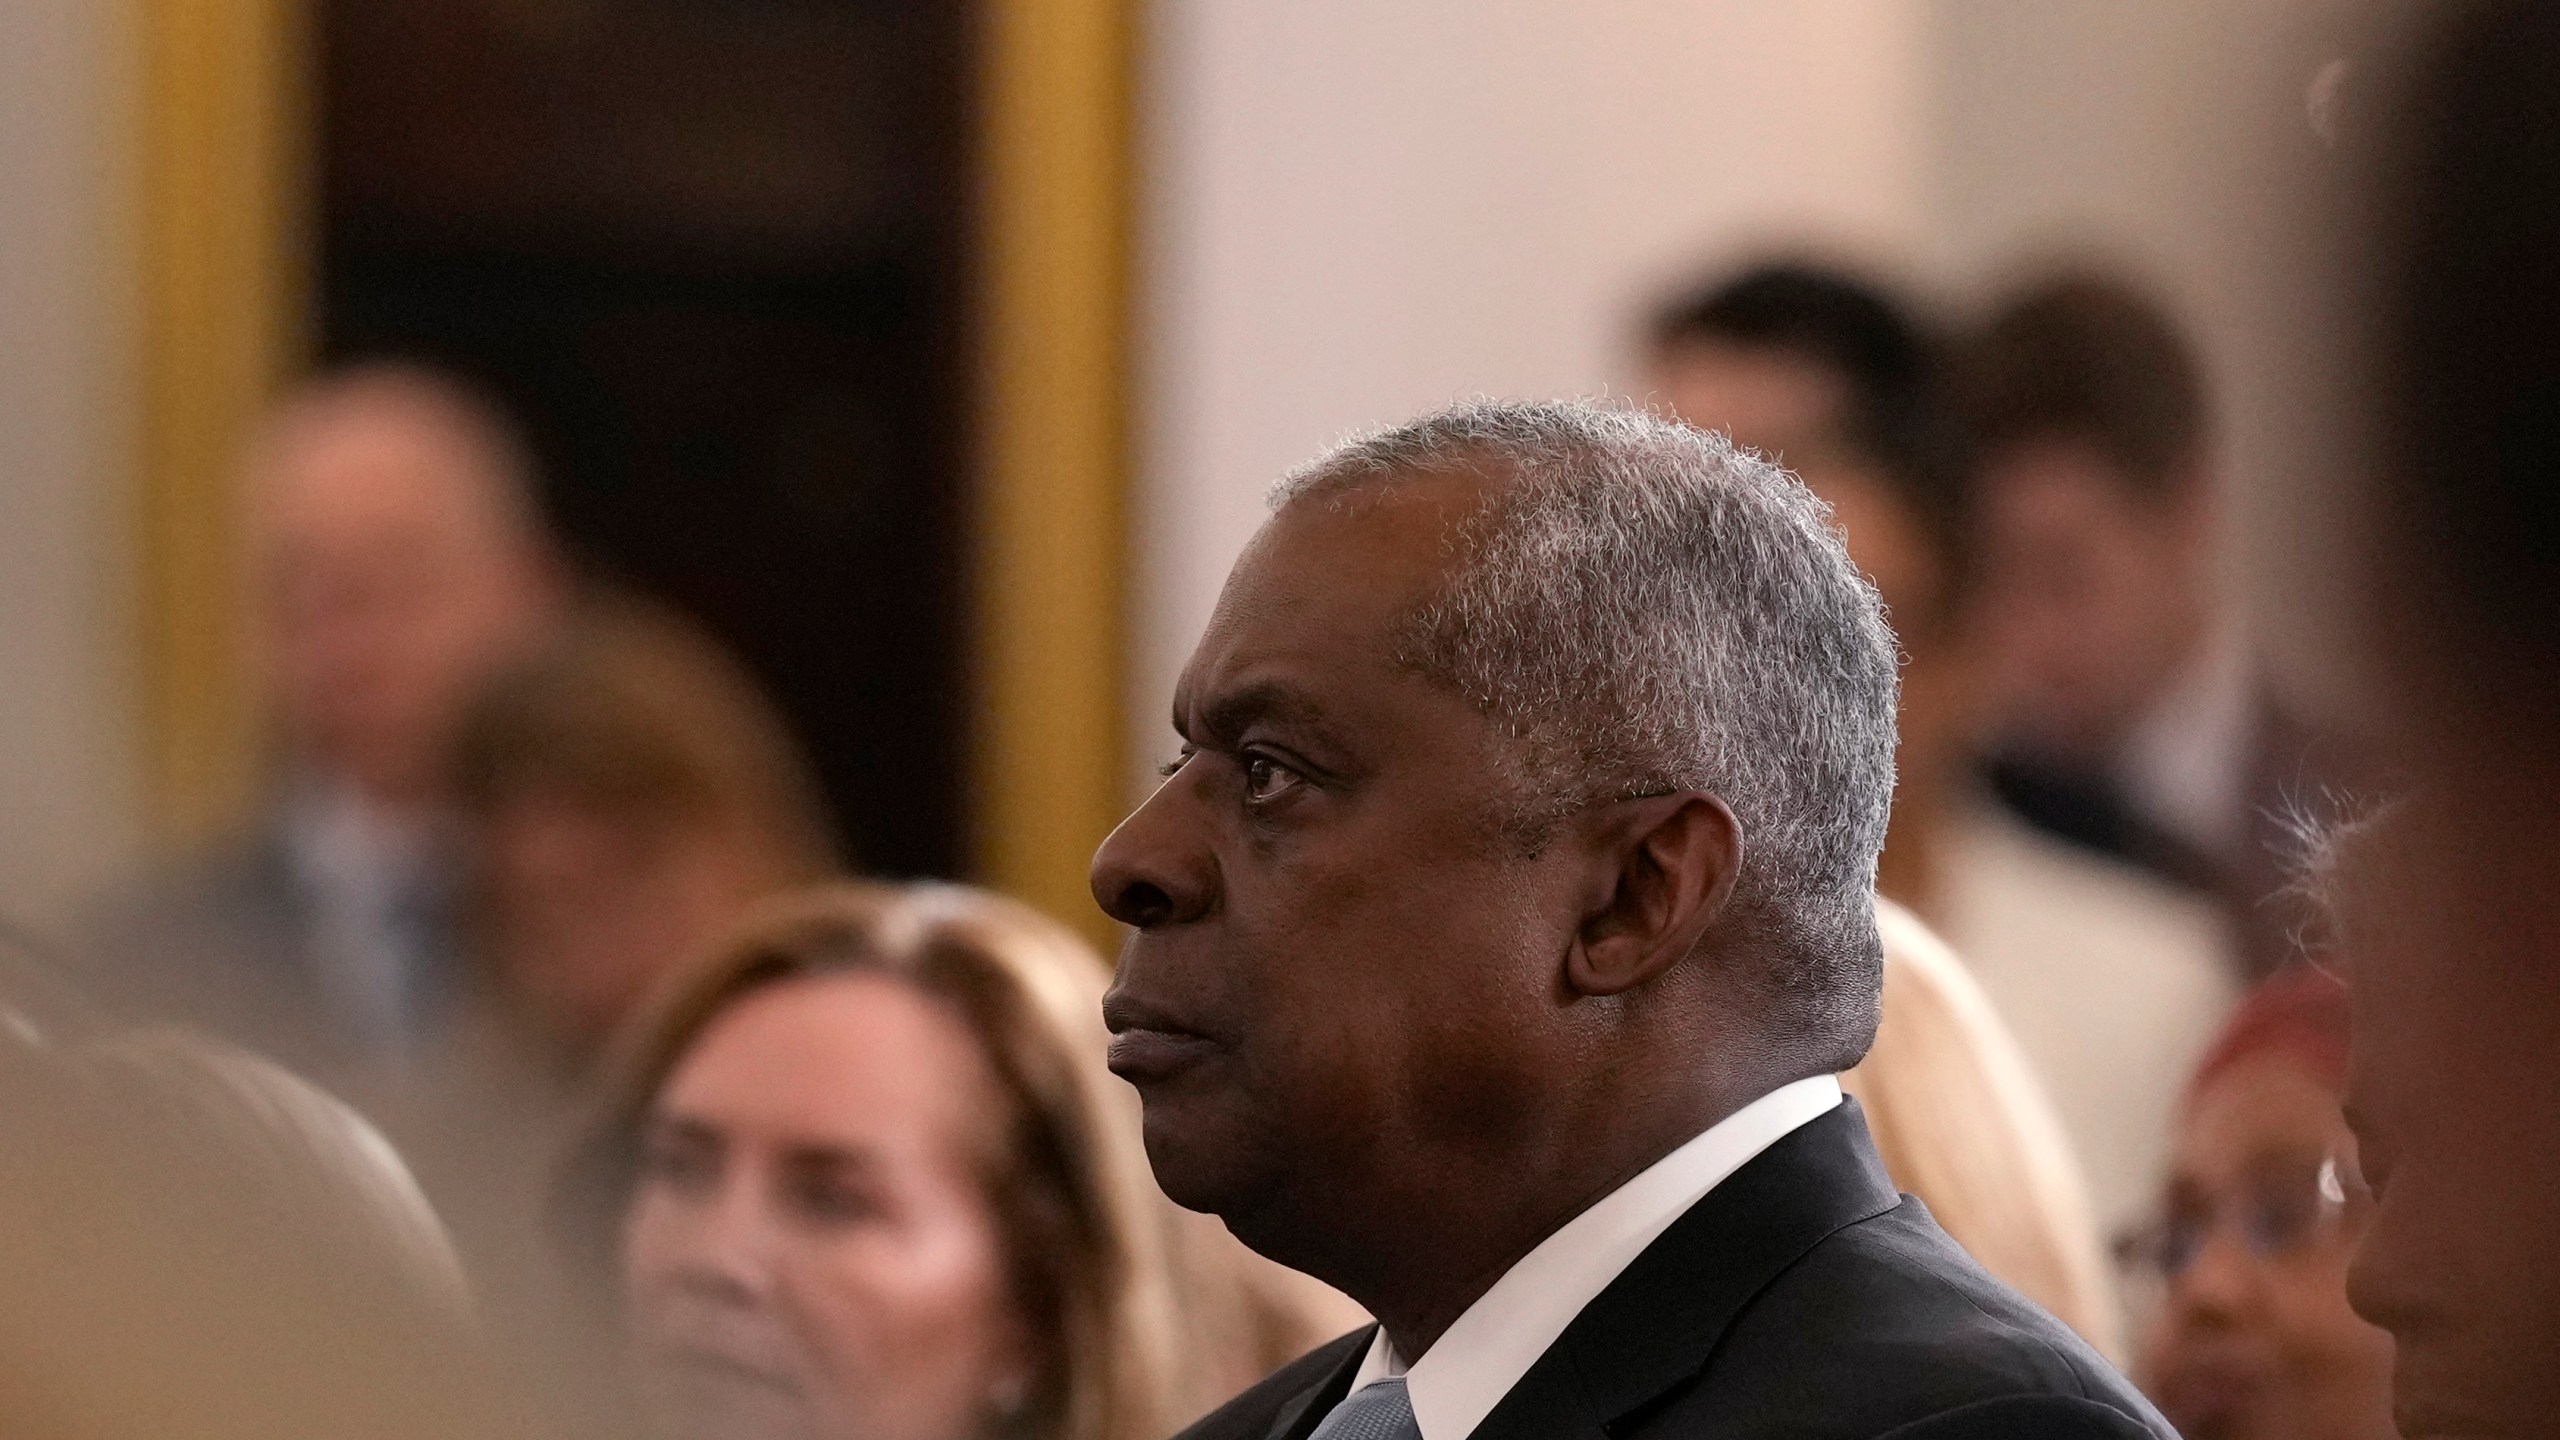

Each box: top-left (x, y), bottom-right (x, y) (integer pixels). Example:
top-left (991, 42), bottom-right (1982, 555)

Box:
top-left (1688, 1201), bottom-right (2166, 1435)
top-left (1874, 1394), bottom-right (2168, 1440)
top-left (1170, 1327), bottom-right (1371, 1440)
top-left (61, 833), bottom-right (315, 1034)
top-left (78, 835), bottom-right (296, 951)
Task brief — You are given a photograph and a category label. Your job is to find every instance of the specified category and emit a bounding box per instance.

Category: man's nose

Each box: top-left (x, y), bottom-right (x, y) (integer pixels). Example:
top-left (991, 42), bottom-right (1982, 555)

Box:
top-left (2343, 1198), bottom-right (2425, 1339)
top-left (1090, 773), bottom-right (1216, 929)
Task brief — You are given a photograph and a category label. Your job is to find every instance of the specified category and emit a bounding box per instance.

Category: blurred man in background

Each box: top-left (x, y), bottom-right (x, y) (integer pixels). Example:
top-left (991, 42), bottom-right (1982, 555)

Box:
top-left (1647, 262), bottom-right (2233, 1238)
top-left (80, 363), bottom-right (565, 1076)
top-left (1956, 279), bottom-right (2330, 974)
top-left (448, 594), bottom-right (837, 1062)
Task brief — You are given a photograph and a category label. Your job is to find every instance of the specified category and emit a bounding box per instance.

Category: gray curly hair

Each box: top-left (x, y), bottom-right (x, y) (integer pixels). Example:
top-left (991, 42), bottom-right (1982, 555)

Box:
top-left (1273, 399), bottom-right (1900, 1061)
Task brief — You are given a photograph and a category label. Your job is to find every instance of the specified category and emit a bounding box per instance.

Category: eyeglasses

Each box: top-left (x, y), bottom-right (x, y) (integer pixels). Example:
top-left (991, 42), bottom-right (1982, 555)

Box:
top-left (2115, 1153), bottom-right (2370, 1284)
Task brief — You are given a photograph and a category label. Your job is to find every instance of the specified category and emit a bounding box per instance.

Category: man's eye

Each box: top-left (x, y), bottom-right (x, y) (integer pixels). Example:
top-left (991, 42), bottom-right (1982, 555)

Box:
top-left (1241, 753), bottom-right (1303, 803)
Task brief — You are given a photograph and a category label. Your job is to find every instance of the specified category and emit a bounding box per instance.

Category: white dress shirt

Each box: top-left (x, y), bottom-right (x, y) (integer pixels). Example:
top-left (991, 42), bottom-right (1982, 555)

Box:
top-left (1343, 1074), bottom-right (1844, 1440)
top-left (285, 780), bottom-right (446, 1053)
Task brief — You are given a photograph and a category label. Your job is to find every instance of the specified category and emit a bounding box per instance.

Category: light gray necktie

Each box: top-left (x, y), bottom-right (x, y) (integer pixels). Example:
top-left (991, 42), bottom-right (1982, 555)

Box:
top-left (1307, 1377), bottom-right (1420, 1440)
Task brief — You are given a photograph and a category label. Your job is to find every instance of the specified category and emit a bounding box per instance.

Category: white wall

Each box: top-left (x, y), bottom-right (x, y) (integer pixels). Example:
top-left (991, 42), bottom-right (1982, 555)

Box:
top-left (1921, 0), bottom-right (2371, 711)
top-left (0, 0), bottom-right (2361, 918)
top-left (1132, 0), bottom-right (2349, 784)
top-left (1134, 0), bottom-right (1932, 781)
top-left (0, 0), bottom-right (142, 926)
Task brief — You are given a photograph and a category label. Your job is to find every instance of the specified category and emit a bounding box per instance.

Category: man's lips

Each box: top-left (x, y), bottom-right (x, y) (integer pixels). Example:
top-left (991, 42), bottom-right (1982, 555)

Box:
top-left (1101, 991), bottom-right (1224, 1081)
top-left (1106, 1026), bottom-right (1223, 1081)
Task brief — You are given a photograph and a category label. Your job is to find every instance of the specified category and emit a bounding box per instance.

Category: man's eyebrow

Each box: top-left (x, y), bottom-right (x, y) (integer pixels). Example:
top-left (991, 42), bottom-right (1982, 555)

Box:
top-left (1179, 680), bottom-right (1328, 748)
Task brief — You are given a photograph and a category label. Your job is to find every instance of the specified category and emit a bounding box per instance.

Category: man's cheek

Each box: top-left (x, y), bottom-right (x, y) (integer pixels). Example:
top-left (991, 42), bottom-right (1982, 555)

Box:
top-left (1409, 1021), bottom-right (1541, 1151)
top-left (1263, 991), bottom-right (1399, 1153)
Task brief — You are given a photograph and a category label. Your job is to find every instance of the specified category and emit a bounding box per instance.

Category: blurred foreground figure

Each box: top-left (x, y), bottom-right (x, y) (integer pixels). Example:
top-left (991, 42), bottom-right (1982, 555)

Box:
top-left (81, 364), bottom-right (563, 1072)
top-left (0, 1001), bottom-right (521, 1439)
top-left (2128, 967), bottom-right (2394, 1440)
top-left (563, 882), bottom-right (1357, 1440)
top-left (2322, 2), bottom-right (2560, 1435)
top-left (1650, 264), bottom-right (2233, 1235)
top-left (1096, 402), bottom-right (2169, 1439)
top-left (1955, 280), bottom-right (2333, 973)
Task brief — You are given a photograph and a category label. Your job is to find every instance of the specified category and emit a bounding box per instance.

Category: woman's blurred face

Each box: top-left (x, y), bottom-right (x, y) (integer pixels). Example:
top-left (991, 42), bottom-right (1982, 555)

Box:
top-left (481, 792), bottom-right (782, 1046)
top-left (2137, 1055), bottom-right (2396, 1440)
top-left (622, 973), bottom-right (1031, 1440)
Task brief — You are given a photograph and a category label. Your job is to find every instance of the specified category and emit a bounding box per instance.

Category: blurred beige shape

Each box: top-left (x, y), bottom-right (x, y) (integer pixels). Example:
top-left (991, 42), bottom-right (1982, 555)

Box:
top-left (1844, 899), bottom-right (2120, 1358)
top-left (87, 1027), bottom-right (474, 1314)
top-left (0, 1024), bottom-right (529, 1440)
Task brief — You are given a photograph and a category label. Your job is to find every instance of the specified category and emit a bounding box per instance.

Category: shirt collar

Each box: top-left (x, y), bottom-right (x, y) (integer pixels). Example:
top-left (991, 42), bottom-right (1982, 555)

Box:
top-left (1345, 1073), bottom-right (1844, 1440)
top-left (282, 778), bottom-right (440, 906)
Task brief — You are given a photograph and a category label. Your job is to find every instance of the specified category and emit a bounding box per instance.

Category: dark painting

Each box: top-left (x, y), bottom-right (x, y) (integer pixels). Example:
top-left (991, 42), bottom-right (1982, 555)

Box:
top-left (317, 0), bottom-right (975, 877)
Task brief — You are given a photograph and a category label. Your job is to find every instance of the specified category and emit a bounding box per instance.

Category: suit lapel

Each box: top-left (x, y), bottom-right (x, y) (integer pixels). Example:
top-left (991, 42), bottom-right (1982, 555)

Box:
top-left (1265, 1325), bottom-right (1374, 1440)
top-left (1469, 1099), bottom-right (1902, 1440)
top-left (1461, 1355), bottom-right (1615, 1440)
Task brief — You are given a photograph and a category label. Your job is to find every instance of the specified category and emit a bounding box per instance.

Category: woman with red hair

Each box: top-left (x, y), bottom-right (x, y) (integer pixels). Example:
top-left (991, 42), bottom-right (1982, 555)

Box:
top-left (2125, 966), bottom-right (2395, 1440)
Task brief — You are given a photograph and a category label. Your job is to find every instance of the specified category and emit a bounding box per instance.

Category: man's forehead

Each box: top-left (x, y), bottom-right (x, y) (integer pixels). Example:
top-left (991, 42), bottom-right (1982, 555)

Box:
top-left (1175, 470), bottom-right (1485, 729)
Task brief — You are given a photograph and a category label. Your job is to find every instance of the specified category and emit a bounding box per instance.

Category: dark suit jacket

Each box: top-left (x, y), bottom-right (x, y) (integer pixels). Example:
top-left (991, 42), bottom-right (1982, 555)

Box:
top-left (1177, 1101), bottom-right (2172, 1440)
top-left (72, 818), bottom-right (458, 1078)
top-left (1987, 689), bottom-right (2365, 984)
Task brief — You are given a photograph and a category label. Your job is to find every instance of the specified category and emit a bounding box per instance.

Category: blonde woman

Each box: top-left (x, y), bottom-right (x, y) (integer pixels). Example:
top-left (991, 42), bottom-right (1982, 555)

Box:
top-left (561, 882), bottom-right (1358, 1440)
top-left (1843, 900), bottom-right (2121, 1356)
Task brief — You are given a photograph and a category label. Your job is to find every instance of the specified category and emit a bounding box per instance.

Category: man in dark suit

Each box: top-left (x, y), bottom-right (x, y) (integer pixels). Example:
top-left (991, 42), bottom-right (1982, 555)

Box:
top-left (1093, 401), bottom-right (2172, 1440)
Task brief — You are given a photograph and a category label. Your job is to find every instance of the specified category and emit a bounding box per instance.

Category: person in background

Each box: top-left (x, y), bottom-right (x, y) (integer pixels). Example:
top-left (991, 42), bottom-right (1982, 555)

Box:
top-left (562, 882), bottom-right (1360, 1440)
top-left (377, 594), bottom-right (840, 1348)
top-left (1955, 277), bottom-right (2333, 975)
top-left (2126, 966), bottom-right (2393, 1440)
top-left (1848, 901), bottom-right (2118, 1356)
top-left (452, 594), bottom-right (839, 1060)
top-left (78, 362), bottom-right (565, 1074)
top-left (1648, 262), bottom-right (2234, 1238)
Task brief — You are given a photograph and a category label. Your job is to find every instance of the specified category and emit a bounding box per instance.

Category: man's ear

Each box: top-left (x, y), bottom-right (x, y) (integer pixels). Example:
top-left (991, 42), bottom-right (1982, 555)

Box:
top-left (1564, 793), bottom-right (1742, 998)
